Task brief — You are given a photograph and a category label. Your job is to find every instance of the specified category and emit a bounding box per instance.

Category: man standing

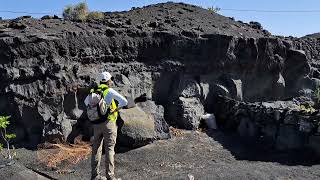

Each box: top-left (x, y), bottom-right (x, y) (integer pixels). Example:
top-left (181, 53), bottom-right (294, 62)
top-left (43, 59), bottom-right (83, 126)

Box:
top-left (85, 71), bottom-right (128, 180)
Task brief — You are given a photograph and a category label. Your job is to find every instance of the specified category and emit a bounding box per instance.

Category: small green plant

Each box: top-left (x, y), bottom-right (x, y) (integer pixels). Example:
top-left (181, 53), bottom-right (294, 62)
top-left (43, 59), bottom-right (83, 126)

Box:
top-left (299, 104), bottom-right (316, 114)
top-left (208, 6), bottom-right (221, 13)
top-left (0, 116), bottom-right (16, 160)
top-left (87, 11), bottom-right (105, 21)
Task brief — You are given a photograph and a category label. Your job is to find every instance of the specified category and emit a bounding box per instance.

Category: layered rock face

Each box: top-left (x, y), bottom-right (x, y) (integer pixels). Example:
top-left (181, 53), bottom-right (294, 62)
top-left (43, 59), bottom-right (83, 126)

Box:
top-left (293, 37), bottom-right (320, 63)
top-left (291, 37), bottom-right (320, 81)
top-left (0, 2), bottom-right (319, 148)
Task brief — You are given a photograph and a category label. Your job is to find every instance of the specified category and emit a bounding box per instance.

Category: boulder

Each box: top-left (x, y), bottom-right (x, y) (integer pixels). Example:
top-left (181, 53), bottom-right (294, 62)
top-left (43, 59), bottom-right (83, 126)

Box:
top-left (172, 77), bottom-right (202, 98)
top-left (284, 49), bottom-right (311, 96)
top-left (137, 100), bottom-right (170, 139)
top-left (41, 15), bottom-right (54, 20)
top-left (217, 75), bottom-right (243, 100)
top-left (249, 21), bottom-right (263, 30)
top-left (169, 97), bottom-right (204, 130)
top-left (179, 79), bottom-right (202, 98)
top-left (38, 96), bottom-right (72, 143)
top-left (118, 107), bottom-right (155, 147)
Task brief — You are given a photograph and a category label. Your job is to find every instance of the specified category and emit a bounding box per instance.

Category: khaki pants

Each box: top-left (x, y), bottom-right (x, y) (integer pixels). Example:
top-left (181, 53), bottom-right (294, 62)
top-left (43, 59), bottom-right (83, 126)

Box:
top-left (91, 120), bottom-right (117, 179)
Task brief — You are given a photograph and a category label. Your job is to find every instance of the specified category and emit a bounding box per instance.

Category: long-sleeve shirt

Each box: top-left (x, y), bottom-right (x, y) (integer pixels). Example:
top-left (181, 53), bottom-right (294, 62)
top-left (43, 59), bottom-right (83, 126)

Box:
top-left (104, 88), bottom-right (128, 108)
top-left (84, 88), bottom-right (128, 108)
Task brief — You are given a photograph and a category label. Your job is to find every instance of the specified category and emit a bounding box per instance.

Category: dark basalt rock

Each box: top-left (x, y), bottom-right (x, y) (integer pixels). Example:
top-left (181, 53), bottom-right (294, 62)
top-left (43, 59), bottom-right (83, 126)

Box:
top-left (249, 21), bottom-right (263, 30)
top-left (0, 2), bottom-right (319, 149)
top-left (214, 96), bottom-right (320, 152)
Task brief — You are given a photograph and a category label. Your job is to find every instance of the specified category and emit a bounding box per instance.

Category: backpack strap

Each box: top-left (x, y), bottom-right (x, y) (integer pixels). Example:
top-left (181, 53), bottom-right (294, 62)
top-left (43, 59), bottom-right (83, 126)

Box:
top-left (100, 87), bottom-right (108, 97)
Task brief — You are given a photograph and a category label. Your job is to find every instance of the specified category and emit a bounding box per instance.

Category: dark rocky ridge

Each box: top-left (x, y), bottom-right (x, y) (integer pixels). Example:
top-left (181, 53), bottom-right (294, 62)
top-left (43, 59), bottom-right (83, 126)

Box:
top-left (292, 38), bottom-right (320, 65)
top-left (303, 32), bottom-right (320, 39)
top-left (0, 2), bottom-right (319, 150)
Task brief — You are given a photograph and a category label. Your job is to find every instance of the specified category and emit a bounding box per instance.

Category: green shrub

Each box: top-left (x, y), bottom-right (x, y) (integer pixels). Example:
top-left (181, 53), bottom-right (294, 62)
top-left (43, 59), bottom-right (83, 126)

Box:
top-left (63, 5), bottom-right (73, 20)
top-left (0, 116), bottom-right (16, 160)
top-left (63, 2), bottom-right (105, 22)
top-left (208, 6), bottom-right (221, 13)
top-left (73, 2), bottom-right (89, 21)
top-left (63, 2), bottom-right (89, 21)
top-left (87, 11), bottom-right (105, 21)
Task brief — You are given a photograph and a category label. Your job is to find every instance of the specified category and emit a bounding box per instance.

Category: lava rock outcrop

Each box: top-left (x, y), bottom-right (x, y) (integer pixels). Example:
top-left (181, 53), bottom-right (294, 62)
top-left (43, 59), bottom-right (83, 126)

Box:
top-left (0, 2), bottom-right (319, 148)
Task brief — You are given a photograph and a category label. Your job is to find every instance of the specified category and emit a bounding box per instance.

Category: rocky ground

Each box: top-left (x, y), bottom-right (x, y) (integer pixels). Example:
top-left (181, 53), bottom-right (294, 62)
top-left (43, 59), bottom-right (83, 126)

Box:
top-left (0, 2), bottom-right (269, 39)
top-left (1, 2), bottom-right (320, 180)
top-left (1, 130), bottom-right (320, 180)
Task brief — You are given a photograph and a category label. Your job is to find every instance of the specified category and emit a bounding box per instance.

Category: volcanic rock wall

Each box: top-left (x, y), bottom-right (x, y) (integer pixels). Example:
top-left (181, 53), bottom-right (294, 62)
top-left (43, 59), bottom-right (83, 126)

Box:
top-left (290, 37), bottom-right (320, 82)
top-left (215, 96), bottom-right (320, 152)
top-left (292, 37), bottom-right (320, 63)
top-left (0, 3), bottom-right (319, 147)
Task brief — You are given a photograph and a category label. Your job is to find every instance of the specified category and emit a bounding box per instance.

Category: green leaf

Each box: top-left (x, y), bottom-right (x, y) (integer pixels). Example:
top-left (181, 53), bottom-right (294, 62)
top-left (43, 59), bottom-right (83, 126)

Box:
top-left (5, 133), bottom-right (16, 139)
top-left (299, 104), bottom-right (316, 114)
top-left (0, 116), bottom-right (11, 128)
top-left (0, 143), bottom-right (3, 151)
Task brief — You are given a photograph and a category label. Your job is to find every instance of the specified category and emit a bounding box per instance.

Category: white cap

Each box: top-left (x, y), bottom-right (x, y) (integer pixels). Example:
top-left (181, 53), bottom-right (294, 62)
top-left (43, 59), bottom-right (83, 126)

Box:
top-left (97, 71), bottom-right (112, 83)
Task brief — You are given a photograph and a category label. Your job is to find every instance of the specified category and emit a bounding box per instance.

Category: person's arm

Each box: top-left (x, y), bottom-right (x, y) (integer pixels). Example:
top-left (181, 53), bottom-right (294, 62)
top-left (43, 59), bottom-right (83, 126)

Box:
top-left (104, 88), bottom-right (128, 112)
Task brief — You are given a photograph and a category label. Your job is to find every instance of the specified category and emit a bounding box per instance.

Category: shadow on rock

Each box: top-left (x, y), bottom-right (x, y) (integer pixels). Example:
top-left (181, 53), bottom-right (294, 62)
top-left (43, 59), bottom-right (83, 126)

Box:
top-left (206, 130), bottom-right (320, 166)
